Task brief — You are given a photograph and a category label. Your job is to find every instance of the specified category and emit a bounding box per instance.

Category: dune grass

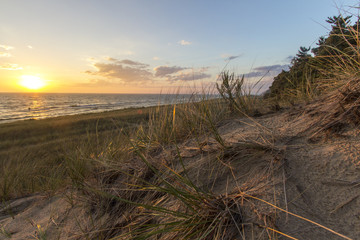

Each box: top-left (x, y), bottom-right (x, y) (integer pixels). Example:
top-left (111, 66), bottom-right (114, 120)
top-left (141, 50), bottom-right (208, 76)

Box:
top-left (301, 14), bottom-right (360, 139)
top-left (217, 71), bottom-right (264, 116)
top-left (0, 90), bottom-right (243, 201)
top-left (0, 107), bottom-right (152, 200)
top-left (61, 20), bottom-right (360, 238)
top-left (16, 88), bottom-right (275, 239)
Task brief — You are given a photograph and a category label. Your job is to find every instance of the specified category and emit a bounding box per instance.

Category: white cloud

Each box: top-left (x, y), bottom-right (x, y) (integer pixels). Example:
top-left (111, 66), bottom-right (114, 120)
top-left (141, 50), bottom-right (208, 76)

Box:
top-left (0, 63), bottom-right (23, 70)
top-left (105, 57), bottom-right (116, 61)
top-left (0, 44), bottom-right (14, 58)
top-left (178, 40), bottom-right (192, 46)
top-left (153, 56), bottom-right (160, 60)
top-left (28, 45), bottom-right (33, 49)
top-left (0, 45), bottom-right (14, 50)
top-left (0, 52), bottom-right (11, 57)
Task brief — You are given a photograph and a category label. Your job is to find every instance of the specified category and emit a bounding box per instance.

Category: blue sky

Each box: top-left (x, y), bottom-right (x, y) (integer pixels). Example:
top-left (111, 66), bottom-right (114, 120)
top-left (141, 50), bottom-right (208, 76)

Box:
top-left (0, 0), bottom-right (359, 93)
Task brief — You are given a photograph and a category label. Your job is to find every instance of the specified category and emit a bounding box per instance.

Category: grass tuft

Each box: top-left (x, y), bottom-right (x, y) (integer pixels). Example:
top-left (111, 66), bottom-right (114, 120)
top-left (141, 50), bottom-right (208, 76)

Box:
top-left (217, 71), bottom-right (264, 116)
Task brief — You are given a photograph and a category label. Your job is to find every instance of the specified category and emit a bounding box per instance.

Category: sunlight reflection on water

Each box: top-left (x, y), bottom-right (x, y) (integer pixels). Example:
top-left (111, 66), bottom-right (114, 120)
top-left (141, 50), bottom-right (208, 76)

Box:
top-left (0, 93), bottom-right (211, 123)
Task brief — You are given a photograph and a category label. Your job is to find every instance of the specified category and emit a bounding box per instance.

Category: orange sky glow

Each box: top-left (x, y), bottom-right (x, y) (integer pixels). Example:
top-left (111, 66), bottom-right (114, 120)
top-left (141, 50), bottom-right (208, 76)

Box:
top-left (1, 0), bottom-right (357, 94)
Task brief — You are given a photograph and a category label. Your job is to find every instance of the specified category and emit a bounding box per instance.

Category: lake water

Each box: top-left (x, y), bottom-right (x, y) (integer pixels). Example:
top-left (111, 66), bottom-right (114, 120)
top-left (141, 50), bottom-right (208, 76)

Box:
top-left (0, 93), bottom-right (197, 123)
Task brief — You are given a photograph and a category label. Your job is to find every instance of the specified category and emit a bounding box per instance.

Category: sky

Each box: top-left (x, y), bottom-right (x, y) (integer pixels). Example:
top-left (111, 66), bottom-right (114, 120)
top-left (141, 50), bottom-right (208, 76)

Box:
top-left (0, 0), bottom-right (359, 94)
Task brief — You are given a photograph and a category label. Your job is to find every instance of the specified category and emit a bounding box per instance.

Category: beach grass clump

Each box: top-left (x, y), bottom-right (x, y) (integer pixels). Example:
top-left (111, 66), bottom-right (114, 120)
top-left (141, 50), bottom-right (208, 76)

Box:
top-left (72, 108), bottom-right (290, 239)
top-left (217, 71), bottom-right (263, 116)
top-left (281, 68), bottom-right (318, 105)
top-left (75, 141), bottom-right (247, 240)
top-left (0, 145), bottom-right (69, 200)
top-left (295, 14), bottom-right (360, 138)
top-left (314, 16), bottom-right (360, 82)
top-left (305, 77), bottom-right (360, 139)
top-left (134, 92), bottom-right (228, 149)
top-left (51, 91), bottom-right (239, 239)
top-left (0, 108), bottom-right (149, 200)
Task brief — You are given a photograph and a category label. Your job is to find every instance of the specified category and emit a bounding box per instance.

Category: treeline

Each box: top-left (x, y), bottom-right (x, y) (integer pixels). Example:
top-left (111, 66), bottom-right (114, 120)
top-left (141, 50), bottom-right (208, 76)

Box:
top-left (266, 15), bottom-right (360, 102)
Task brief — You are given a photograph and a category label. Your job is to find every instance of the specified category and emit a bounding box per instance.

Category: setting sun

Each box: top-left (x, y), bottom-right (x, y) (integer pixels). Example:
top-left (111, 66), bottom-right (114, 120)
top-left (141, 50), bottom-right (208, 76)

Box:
top-left (19, 75), bottom-right (46, 90)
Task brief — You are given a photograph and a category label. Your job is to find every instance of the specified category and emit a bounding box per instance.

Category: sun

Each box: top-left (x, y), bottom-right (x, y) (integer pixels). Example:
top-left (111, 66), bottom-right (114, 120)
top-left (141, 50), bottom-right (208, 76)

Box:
top-left (19, 75), bottom-right (46, 90)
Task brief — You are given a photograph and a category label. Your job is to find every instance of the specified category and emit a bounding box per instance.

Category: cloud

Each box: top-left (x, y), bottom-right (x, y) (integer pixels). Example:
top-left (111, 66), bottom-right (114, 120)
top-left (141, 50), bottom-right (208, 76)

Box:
top-left (86, 57), bottom-right (96, 62)
top-left (105, 57), bottom-right (116, 61)
top-left (178, 40), bottom-right (192, 46)
top-left (169, 72), bottom-right (211, 81)
top-left (153, 56), bottom-right (160, 60)
top-left (81, 79), bottom-right (122, 87)
top-left (0, 52), bottom-right (11, 57)
top-left (154, 65), bottom-right (188, 77)
top-left (0, 44), bottom-right (14, 58)
top-left (85, 58), bottom-right (153, 83)
top-left (221, 54), bottom-right (243, 61)
top-left (105, 58), bottom-right (149, 67)
top-left (0, 63), bottom-right (23, 70)
top-left (154, 65), bottom-right (211, 81)
top-left (118, 59), bottom-right (149, 67)
top-left (28, 45), bottom-right (33, 49)
top-left (86, 57), bottom-right (212, 85)
top-left (244, 64), bottom-right (289, 78)
top-left (0, 45), bottom-right (14, 50)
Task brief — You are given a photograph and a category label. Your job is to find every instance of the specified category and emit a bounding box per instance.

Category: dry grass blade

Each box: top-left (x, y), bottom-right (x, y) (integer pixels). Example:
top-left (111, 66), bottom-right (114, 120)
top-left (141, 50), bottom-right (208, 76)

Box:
top-left (305, 78), bottom-right (360, 139)
top-left (239, 193), bottom-right (353, 240)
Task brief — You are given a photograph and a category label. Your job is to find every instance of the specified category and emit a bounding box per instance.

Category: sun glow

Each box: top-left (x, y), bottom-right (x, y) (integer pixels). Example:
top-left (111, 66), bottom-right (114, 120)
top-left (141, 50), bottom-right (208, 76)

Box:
top-left (19, 75), bottom-right (46, 91)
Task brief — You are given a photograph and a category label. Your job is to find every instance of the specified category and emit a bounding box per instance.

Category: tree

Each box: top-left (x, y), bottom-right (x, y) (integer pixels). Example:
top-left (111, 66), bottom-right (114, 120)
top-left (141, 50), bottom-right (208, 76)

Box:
top-left (267, 14), bottom-right (360, 101)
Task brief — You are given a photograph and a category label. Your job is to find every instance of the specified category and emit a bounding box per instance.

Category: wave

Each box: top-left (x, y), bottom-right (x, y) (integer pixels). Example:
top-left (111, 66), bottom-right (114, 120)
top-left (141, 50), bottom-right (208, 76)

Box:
top-left (0, 93), bottom-right (198, 124)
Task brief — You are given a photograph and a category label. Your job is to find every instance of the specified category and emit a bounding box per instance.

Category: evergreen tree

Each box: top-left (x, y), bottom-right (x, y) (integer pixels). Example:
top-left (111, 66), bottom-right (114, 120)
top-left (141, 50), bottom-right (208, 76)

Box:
top-left (267, 14), bottom-right (360, 101)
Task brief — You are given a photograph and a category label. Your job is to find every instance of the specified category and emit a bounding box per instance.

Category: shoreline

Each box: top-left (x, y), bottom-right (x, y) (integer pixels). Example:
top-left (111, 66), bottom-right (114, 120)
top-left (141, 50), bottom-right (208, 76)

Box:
top-left (0, 105), bottom-right (151, 125)
top-left (0, 93), bottom-right (216, 125)
top-left (0, 105), bottom-right (153, 168)
top-left (0, 95), bottom-right (220, 125)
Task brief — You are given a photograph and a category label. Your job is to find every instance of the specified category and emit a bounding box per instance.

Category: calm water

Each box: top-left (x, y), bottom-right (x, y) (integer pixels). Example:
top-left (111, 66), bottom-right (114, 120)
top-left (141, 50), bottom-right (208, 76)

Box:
top-left (0, 93), bottom-right (195, 124)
